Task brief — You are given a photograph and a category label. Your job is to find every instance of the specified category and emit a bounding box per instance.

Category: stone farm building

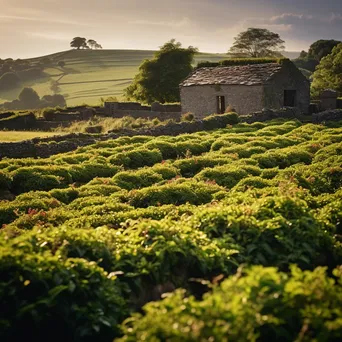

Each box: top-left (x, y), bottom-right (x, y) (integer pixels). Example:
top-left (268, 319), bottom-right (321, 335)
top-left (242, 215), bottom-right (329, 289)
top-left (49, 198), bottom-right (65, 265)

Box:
top-left (180, 60), bottom-right (310, 118)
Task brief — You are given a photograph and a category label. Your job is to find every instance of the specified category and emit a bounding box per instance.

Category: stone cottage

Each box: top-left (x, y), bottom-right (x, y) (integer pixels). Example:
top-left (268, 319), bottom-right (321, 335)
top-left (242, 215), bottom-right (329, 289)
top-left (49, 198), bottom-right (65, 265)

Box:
top-left (180, 60), bottom-right (310, 118)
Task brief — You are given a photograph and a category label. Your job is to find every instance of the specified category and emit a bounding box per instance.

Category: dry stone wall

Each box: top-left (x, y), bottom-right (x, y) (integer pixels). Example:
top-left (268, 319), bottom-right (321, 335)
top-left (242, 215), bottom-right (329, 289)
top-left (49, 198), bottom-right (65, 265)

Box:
top-left (312, 109), bottom-right (342, 123)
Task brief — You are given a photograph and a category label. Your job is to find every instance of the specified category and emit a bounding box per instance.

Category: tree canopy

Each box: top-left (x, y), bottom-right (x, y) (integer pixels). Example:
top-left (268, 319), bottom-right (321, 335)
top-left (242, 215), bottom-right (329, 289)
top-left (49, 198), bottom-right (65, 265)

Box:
top-left (229, 28), bottom-right (285, 58)
top-left (124, 39), bottom-right (198, 104)
top-left (87, 39), bottom-right (103, 49)
top-left (311, 43), bottom-right (342, 97)
top-left (308, 39), bottom-right (341, 61)
top-left (70, 37), bottom-right (88, 49)
top-left (70, 37), bottom-right (103, 50)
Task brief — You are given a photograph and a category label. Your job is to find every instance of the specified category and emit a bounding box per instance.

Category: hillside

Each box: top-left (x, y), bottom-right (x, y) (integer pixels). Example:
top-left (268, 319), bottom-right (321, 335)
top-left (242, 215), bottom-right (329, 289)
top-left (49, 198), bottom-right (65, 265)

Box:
top-left (0, 118), bottom-right (341, 340)
top-left (0, 50), bottom-right (229, 107)
top-left (0, 49), bottom-right (300, 107)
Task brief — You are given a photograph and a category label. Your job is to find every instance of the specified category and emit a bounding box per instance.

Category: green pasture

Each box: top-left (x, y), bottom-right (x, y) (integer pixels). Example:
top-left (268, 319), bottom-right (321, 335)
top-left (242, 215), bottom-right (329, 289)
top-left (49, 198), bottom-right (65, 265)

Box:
top-left (0, 131), bottom-right (63, 142)
top-left (0, 50), bottom-right (228, 106)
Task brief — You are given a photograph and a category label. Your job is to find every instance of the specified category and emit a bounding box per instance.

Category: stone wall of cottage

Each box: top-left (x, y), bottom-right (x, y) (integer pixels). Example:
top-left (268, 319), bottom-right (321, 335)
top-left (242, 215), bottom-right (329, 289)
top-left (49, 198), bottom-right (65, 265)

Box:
top-left (180, 84), bottom-right (264, 118)
top-left (263, 62), bottom-right (310, 113)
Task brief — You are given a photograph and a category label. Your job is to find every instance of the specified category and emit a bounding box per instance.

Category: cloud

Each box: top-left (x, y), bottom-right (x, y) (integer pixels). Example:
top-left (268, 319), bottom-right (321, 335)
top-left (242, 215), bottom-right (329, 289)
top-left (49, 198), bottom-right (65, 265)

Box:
top-left (270, 13), bottom-right (313, 22)
top-left (27, 32), bottom-right (71, 41)
top-left (0, 14), bottom-right (95, 27)
top-left (129, 17), bottom-right (192, 28)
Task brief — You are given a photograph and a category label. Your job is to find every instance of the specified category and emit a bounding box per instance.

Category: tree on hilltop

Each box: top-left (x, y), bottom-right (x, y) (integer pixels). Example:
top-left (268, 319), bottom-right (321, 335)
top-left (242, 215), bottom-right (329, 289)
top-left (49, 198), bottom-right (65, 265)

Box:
top-left (87, 39), bottom-right (103, 49)
top-left (125, 39), bottom-right (198, 104)
top-left (229, 28), bottom-right (285, 58)
top-left (70, 37), bottom-right (89, 49)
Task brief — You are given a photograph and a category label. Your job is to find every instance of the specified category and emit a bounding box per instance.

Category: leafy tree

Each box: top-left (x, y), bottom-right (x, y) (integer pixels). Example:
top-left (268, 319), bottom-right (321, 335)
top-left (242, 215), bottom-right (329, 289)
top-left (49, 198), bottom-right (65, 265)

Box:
top-left (308, 39), bottom-right (341, 61)
top-left (57, 61), bottom-right (65, 68)
top-left (0, 72), bottom-right (20, 90)
top-left (229, 28), bottom-right (285, 57)
top-left (18, 87), bottom-right (40, 107)
top-left (125, 39), bottom-right (198, 104)
top-left (87, 39), bottom-right (102, 49)
top-left (311, 43), bottom-right (342, 97)
top-left (70, 37), bottom-right (88, 50)
top-left (87, 39), bottom-right (97, 49)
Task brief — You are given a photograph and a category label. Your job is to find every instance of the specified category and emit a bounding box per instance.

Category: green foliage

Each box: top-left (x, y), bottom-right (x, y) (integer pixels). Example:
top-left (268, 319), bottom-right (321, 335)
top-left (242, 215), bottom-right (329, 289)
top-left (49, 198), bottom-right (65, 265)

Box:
top-left (18, 87), bottom-right (40, 106)
top-left (0, 119), bottom-right (342, 340)
top-left (124, 39), bottom-right (198, 104)
top-left (126, 180), bottom-right (223, 207)
top-left (12, 167), bottom-right (72, 193)
top-left (70, 37), bottom-right (88, 49)
top-left (293, 58), bottom-right (319, 72)
top-left (308, 39), bottom-right (341, 61)
top-left (220, 57), bottom-right (284, 66)
top-left (229, 28), bottom-right (285, 57)
top-left (113, 169), bottom-right (164, 190)
top-left (197, 58), bottom-right (286, 69)
top-left (109, 149), bottom-right (163, 168)
top-left (0, 243), bottom-right (126, 341)
top-left (119, 266), bottom-right (342, 341)
top-left (0, 72), bottom-right (20, 90)
top-left (203, 112), bottom-right (240, 130)
top-left (311, 43), bottom-right (342, 97)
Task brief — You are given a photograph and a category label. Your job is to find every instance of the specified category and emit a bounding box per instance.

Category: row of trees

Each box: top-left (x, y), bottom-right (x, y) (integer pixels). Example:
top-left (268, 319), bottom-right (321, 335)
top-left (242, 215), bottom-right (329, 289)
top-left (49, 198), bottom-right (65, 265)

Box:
top-left (1, 87), bottom-right (66, 110)
top-left (70, 37), bottom-right (103, 50)
top-left (124, 29), bottom-right (342, 104)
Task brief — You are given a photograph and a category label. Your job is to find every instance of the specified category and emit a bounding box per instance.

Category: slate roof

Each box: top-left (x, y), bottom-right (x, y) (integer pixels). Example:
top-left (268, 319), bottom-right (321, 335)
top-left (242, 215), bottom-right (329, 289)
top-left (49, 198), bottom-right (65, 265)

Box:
top-left (181, 63), bottom-right (283, 87)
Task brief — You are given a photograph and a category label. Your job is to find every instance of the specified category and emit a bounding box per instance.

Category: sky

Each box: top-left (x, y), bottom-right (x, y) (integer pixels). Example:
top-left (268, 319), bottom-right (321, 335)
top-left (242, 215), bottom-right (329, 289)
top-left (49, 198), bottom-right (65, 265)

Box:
top-left (0, 0), bottom-right (341, 58)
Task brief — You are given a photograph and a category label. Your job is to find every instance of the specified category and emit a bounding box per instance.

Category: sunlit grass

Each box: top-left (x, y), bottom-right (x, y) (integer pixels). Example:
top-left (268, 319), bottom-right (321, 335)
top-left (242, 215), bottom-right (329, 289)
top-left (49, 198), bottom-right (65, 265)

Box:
top-left (0, 131), bottom-right (63, 142)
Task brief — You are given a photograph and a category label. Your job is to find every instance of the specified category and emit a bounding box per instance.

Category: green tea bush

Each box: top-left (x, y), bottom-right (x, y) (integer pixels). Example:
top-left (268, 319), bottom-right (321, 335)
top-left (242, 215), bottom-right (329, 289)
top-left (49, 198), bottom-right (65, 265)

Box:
top-left (126, 180), bottom-right (224, 207)
top-left (253, 148), bottom-right (313, 169)
top-left (0, 244), bottom-right (126, 341)
top-left (69, 163), bottom-right (120, 183)
top-left (0, 119), bottom-right (341, 341)
top-left (119, 266), bottom-right (342, 342)
top-left (203, 112), bottom-right (240, 130)
top-left (211, 135), bottom-right (249, 151)
top-left (144, 140), bottom-right (179, 159)
top-left (196, 165), bottom-right (249, 188)
top-left (11, 167), bottom-right (72, 193)
top-left (109, 149), bottom-right (163, 168)
top-left (0, 192), bottom-right (60, 226)
top-left (150, 163), bottom-right (179, 179)
top-left (0, 171), bottom-right (11, 190)
top-left (49, 188), bottom-right (79, 204)
top-left (233, 176), bottom-right (274, 190)
top-left (113, 169), bottom-right (164, 190)
top-left (173, 155), bottom-right (230, 177)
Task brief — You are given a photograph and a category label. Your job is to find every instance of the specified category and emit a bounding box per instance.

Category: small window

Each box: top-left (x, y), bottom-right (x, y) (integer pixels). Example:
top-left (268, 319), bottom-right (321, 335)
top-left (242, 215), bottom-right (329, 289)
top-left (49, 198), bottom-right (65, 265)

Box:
top-left (284, 90), bottom-right (296, 107)
top-left (216, 96), bottom-right (226, 114)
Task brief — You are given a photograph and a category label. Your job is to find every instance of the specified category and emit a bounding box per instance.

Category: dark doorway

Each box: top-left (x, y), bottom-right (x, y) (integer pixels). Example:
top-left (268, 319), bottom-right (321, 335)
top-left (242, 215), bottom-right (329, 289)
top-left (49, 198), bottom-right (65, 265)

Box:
top-left (216, 96), bottom-right (226, 114)
top-left (284, 90), bottom-right (297, 107)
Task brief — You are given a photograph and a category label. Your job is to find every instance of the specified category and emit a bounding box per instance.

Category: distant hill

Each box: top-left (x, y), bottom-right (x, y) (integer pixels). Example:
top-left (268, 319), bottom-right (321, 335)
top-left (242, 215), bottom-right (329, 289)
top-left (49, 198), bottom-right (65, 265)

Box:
top-left (0, 49), bottom-right (301, 107)
top-left (282, 51), bottom-right (301, 59)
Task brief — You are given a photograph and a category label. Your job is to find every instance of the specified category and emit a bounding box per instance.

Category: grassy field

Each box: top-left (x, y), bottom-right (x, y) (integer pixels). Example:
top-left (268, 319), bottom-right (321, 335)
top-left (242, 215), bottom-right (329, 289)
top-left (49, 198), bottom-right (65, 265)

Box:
top-left (0, 50), bottom-right (230, 107)
top-left (0, 131), bottom-right (63, 142)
